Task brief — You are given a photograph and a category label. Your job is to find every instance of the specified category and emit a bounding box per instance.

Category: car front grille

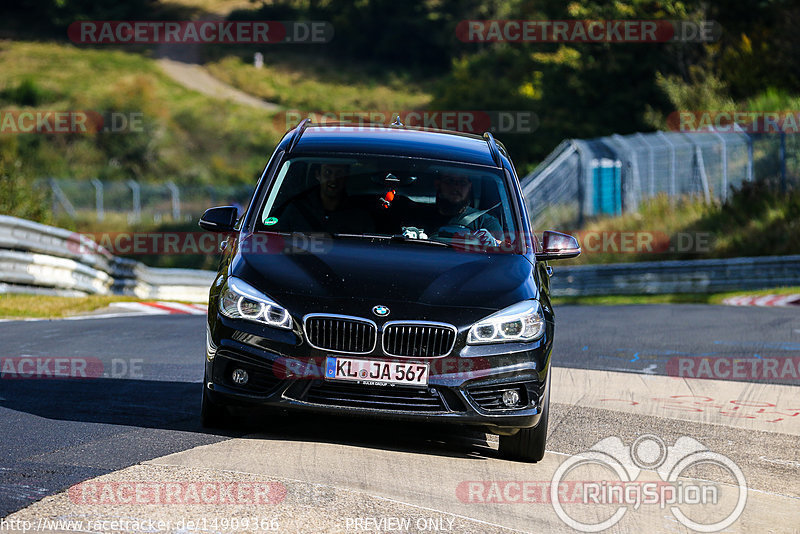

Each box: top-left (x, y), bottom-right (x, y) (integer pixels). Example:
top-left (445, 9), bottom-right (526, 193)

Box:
top-left (301, 381), bottom-right (448, 412)
top-left (466, 382), bottom-right (530, 411)
top-left (304, 315), bottom-right (376, 354)
top-left (382, 323), bottom-right (456, 357)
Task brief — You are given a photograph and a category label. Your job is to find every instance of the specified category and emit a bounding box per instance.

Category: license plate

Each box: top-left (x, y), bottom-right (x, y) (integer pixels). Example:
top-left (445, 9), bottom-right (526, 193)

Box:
top-left (325, 357), bottom-right (428, 387)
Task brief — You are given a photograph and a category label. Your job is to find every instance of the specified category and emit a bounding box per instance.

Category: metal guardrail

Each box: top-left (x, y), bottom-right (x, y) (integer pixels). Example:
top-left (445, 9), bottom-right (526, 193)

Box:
top-left (0, 215), bottom-right (215, 302)
top-left (550, 255), bottom-right (800, 296)
top-left (0, 250), bottom-right (112, 294)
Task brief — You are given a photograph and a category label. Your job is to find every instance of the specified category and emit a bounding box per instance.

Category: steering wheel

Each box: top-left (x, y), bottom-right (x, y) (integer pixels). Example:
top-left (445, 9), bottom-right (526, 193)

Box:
top-left (430, 224), bottom-right (477, 241)
top-left (450, 202), bottom-right (502, 228)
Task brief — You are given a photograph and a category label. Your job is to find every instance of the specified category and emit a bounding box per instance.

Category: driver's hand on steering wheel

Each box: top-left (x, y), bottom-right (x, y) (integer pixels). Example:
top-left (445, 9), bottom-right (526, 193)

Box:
top-left (473, 228), bottom-right (499, 247)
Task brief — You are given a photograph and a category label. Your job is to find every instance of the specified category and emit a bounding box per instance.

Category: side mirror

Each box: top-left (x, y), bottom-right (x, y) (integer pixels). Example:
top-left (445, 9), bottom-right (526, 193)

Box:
top-left (199, 206), bottom-right (238, 232)
top-left (538, 230), bottom-right (581, 261)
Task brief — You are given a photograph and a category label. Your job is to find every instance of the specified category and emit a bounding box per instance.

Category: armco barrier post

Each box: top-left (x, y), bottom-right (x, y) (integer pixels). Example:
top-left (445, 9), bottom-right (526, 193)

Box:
top-left (166, 181), bottom-right (181, 221)
top-left (90, 178), bottom-right (104, 222)
top-left (126, 180), bottom-right (141, 223)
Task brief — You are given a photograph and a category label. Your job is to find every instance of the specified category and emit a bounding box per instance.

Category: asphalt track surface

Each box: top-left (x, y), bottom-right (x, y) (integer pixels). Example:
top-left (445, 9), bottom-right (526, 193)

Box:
top-left (1, 304), bottom-right (799, 532)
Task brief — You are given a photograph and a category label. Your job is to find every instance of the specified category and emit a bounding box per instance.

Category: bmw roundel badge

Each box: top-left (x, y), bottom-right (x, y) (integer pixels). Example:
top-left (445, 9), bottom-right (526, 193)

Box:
top-left (372, 305), bottom-right (390, 317)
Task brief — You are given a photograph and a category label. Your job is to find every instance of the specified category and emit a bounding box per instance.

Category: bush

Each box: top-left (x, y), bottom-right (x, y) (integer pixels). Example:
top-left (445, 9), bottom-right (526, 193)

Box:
top-left (0, 138), bottom-right (51, 223)
top-left (0, 78), bottom-right (57, 106)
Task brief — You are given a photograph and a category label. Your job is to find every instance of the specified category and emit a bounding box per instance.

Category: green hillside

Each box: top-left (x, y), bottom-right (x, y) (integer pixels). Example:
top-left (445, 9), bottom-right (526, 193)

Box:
top-left (0, 40), bottom-right (431, 187)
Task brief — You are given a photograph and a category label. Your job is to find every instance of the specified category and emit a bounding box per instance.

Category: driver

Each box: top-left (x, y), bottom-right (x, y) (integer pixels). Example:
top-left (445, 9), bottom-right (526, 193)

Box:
top-left (279, 163), bottom-right (374, 234)
top-left (415, 170), bottom-right (503, 246)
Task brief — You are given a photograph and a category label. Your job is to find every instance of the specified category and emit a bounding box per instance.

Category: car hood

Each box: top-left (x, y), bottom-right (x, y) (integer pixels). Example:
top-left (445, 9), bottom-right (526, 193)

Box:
top-left (230, 233), bottom-right (538, 311)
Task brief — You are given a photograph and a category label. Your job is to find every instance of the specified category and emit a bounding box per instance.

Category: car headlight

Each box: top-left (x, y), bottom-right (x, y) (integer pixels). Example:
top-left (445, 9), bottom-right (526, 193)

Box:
top-left (219, 277), bottom-right (292, 329)
top-left (467, 301), bottom-right (545, 344)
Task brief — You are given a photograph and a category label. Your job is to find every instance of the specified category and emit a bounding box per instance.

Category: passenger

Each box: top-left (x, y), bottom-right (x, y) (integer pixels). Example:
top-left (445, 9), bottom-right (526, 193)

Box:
top-left (279, 163), bottom-right (374, 234)
top-left (414, 170), bottom-right (503, 245)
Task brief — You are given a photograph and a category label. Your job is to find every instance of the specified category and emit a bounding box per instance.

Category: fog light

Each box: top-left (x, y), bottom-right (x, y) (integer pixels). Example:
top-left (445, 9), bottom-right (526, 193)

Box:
top-left (501, 389), bottom-right (521, 407)
top-left (232, 368), bottom-right (249, 385)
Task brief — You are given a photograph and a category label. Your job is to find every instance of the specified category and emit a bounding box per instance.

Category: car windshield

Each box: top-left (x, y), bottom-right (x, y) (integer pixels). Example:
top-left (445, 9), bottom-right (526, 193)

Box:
top-left (256, 155), bottom-right (518, 248)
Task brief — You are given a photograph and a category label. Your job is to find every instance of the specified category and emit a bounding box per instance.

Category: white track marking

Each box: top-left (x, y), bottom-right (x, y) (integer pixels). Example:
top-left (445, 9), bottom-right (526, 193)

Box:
top-left (154, 301), bottom-right (207, 314)
top-left (0, 302), bottom-right (207, 322)
top-left (723, 294), bottom-right (800, 307)
top-left (109, 301), bottom-right (206, 315)
top-left (551, 367), bottom-right (800, 435)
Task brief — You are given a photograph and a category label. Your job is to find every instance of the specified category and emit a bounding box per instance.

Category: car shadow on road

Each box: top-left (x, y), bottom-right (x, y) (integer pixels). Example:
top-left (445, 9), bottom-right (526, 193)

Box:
top-left (0, 377), bottom-right (238, 434)
top-left (0, 377), bottom-right (497, 460)
top-left (235, 411), bottom-right (498, 461)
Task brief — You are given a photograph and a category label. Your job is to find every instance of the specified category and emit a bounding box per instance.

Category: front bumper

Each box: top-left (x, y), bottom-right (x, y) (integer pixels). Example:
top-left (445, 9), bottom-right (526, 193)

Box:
top-left (206, 315), bottom-right (552, 434)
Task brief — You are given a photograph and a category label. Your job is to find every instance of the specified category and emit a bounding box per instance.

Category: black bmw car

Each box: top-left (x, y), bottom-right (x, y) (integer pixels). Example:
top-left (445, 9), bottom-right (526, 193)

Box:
top-left (199, 121), bottom-right (580, 462)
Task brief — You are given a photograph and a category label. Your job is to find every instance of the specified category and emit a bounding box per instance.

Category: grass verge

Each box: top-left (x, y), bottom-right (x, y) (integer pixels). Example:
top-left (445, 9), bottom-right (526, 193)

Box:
top-left (0, 294), bottom-right (141, 319)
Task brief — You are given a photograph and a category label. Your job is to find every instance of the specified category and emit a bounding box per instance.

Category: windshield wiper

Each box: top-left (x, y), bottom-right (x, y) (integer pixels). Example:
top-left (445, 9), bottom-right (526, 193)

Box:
top-left (389, 234), bottom-right (450, 247)
top-left (331, 232), bottom-right (389, 239)
top-left (331, 233), bottom-right (450, 247)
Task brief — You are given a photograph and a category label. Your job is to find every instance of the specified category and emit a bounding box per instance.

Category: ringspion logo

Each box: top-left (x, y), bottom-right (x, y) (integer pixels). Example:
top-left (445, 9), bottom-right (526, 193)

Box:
top-left (550, 435), bottom-right (746, 532)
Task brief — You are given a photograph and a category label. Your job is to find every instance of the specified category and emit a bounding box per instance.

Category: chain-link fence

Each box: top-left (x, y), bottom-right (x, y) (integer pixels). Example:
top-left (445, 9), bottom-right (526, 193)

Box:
top-left (521, 129), bottom-right (799, 230)
top-left (41, 179), bottom-right (256, 224)
top-left (39, 129), bottom-right (800, 228)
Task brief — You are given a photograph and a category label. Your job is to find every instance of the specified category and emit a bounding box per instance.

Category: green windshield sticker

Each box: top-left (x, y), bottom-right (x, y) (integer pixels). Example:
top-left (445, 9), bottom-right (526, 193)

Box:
top-left (263, 216), bottom-right (278, 226)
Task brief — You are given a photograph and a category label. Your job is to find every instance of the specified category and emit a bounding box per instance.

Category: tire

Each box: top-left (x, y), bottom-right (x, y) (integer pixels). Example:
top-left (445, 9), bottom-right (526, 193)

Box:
top-left (200, 377), bottom-right (228, 429)
top-left (499, 375), bottom-right (550, 462)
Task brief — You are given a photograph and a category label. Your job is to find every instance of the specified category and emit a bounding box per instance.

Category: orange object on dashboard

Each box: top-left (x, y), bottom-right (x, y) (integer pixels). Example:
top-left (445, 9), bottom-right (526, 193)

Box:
top-left (381, 189), bottom-right (396, 208)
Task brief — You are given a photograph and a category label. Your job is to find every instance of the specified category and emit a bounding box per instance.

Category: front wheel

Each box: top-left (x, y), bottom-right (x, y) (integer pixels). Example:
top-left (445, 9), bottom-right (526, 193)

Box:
top-left (200, 376), bottom-right (228, 429)
top-left (499, 375), bottom-right (550, 462)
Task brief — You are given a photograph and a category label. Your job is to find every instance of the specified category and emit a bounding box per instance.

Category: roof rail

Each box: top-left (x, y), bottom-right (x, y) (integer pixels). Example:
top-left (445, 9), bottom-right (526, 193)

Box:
top-left (287, 118), bottom-right (312, 152)
top-left (483, 132), bottom-right (502, 167)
